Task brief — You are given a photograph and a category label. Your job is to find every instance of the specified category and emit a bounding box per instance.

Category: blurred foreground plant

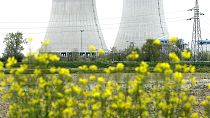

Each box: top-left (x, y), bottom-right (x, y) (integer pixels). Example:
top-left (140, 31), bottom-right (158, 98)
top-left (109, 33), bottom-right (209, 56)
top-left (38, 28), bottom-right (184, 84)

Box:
top-left (0, 50), bottom-right (210, 118)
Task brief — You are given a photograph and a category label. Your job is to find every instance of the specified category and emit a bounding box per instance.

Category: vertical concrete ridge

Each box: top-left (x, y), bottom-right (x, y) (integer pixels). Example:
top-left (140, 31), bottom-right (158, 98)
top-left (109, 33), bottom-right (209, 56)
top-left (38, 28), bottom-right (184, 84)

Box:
top-left (43, 0), bottom-right (107, 53)
top-left (114, 0), bottom-right (169, 51)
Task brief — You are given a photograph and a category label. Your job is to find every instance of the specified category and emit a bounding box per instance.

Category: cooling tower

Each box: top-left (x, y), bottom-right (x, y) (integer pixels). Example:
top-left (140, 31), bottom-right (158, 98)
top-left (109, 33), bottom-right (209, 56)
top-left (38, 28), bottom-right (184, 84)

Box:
top-left (43, 0), bottom-right (107, 53)
top-left (114, 0), bottom-right (169, 50)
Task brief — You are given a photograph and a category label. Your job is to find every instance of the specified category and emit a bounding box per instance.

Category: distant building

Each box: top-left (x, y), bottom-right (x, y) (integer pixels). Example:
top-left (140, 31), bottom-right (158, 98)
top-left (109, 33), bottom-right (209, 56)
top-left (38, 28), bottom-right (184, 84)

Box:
top-left (114, 0), bottom-right (169, 51)
top-left (199, 39), bottom-right (210, 52)
top-left (42, 0), bottom-right (107, 54)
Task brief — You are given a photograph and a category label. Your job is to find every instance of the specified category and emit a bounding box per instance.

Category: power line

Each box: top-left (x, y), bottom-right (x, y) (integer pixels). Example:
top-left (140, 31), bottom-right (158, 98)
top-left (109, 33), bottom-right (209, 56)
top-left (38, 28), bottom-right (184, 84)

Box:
top-left (0, 19), bottom-right (186, 36)
top-left (0, 18), bottom-right (187, 30)
top-left (0, 9), bottom-right (188, 24)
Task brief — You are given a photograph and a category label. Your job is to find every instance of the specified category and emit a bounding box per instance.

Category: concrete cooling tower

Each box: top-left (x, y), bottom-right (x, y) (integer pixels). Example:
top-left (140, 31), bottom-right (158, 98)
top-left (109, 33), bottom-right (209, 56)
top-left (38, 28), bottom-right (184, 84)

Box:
top-left (44, 0), bottom-right (107, 53)
top-left (114, 0), bottom-right (169, 50)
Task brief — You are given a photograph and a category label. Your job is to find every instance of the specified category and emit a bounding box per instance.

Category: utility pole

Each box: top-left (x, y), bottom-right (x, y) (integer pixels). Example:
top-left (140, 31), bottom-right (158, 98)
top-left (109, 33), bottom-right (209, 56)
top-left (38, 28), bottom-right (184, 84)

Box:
top-left (80, 30), bottom-right (84, 52)
top-left (187, 0), bottom-right (204, 61)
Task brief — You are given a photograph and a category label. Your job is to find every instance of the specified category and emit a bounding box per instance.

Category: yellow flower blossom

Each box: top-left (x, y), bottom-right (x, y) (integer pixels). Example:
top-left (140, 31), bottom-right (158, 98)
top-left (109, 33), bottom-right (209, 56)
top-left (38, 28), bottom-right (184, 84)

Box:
top-left (18, 89), bottom-right (25, 97)
top-left (79, 78), bottom-right (88, 85)
top-left (6, 57), bottom-right (17, 68)
top-left (127, 51), bottom-right (139, 60)
top-left (15, 64), bottom-right (28, 75)
top-left (202, 100), bottom-right (209, 106)
top-left (34, 69), bottom-right (41, 76)
top-left (168, 36), bottom-right (178, 45)
top-left (142, 111), bottom-right (149, 117)
top-left (169, 52), bottom-right (180, 63)
top-left (136, 61), bottom-right (149, 74)
top-left (104, 68), bottom-right (111, 74)
top-left (88, 45), bottom-right (96, 52)
top-left (154, 63), bottom-right (171, 73)
top-left (58, 68), bottom-right (71, 77)
top-left (98, 49), bottom-right (105, 55)
top-left (48, 54), bottom-right (60, 61)
top-left (98, 77), bottom-right (105, 84)
top-left (72, 86), bottom-right (81, 94)
top-left (181, 50), bottom-right (191, 59)
top-left (63, 108), bottom-right (76, 117)
top-left (208, 84), bottom-right (210, 89)
top-left (1, 81), bottom-right (7, 87)
top-left (78, 65), bottom-right (88, 71)
top-left (6, 76), bottom-right (14, 83)
top-left (0, 61), bottom-right (4, 70)
top-left (174, 72), bottom-right (183, 82)
top-left (50, 67), bottom-right (57, 73)
top-left (158, 102), bottom-right (167, 111)
top-left (153, 39), bottom-right (161, 45)
top-left (42, 39), bottom-right (50, 46)
top-left (27, 36), bottom-right (33, 42)
top-left (89, 65), bottom-right (98, 71)
top-left (92, 91), bottom-right (100, 97)
top-left (38, 77), bottom-right (47, 88)
top-left (191, 77), bottom-right (197, 85)
top-left (206, 96), bottom-right (210, 100)
top-left (89, 75), bottom-right (96, 81)
top-left (191, 113), bottom-right (199, 118)
top-left (92, 102), bottom-right (101, 111)
top-left (116, 63), bottom-right (124, 71)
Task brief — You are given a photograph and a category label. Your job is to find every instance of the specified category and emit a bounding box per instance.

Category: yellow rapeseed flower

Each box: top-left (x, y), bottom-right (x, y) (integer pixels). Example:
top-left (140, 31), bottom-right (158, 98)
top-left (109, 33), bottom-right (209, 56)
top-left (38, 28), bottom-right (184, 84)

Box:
top-left (116, 63), bottom-right (124, 71)
top-left (15, 64), bottom-right (28, 75)
top-left (191, 113), bottom-right (199, 118)
top-left (153, 39), bottom-right (161, 45)
top-left (50, 67), bottom-right (57, 73)
top-left (174, 72), bottom-right (183, 82)
top-left (79, 78), bottom-right (88, 85)
top-left (48, 54), bottom-right (60, 61)
top-left (78, 65), bottom-right (88, 71)
top-left (58, 68), bottom-right (71, 77)
top-left (63, 108), bottom-right (76, 117)
top-left (181, 50), bottom-right (191, 59)
top-left (72, 86), bottom-right (81, 95)
top-left (208, 84), bottom-right (210, 89)
top-left (201, 100), bottom-right (209, 106)
top-left (89, 45), bottom-right (96, 52)
top-left (34, 69), bottom-right (41, 76)
top-left (127, 51), bottom-right (139, 60)
top-left (0, 61), bottom-right (4, 70)
top-left (92, 91), bottom-right (100, 97)
top-left (92, 102), bottom-right (101, 111)
top-left (6, 57), bottom-right (17, 68)
top-left (38, 77), bottom-right (47, 88)
top-left (98, 77), bottom-right (105, 84)
top-left (89, 75), bottom-right (96, 81)
top-left (104, 68), bottom-right (111, 74)
top-left (98, 49), bottom-right (105, 55)
top-left (42, 39), bottom-right (50, 46)
top-left (191, 77), bottom-right (197, 85)
top-left (206, 96), bottom-right (210, 100)
top-left (168, 36), bottom-right (178, 45)
top-left (169, 52), bottom-right (180, 63)
top-left (89, 65), bottom-right (98, 71)
top-left (1, 81), bottom-right (7, 87)
top-left (27, 36), bottom-right (33, 42)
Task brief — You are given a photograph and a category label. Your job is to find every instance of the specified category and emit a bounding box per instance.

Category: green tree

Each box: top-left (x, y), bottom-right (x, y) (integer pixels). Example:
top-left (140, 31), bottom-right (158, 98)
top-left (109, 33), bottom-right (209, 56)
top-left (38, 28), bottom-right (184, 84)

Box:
top-left (2, 32), bottom-right (27, 62)
top-left (141, 39), bottom-right (166, 62)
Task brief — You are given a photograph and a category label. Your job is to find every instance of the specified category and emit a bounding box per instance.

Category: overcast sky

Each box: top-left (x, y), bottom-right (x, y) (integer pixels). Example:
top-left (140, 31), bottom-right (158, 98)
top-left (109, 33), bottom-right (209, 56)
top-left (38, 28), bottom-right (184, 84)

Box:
top-left (0, 0), bottom-right (210, 54)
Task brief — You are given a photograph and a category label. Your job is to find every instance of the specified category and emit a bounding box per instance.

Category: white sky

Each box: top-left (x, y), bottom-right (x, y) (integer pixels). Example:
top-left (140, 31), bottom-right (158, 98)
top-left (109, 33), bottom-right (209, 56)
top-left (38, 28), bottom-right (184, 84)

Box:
top-left (0, 0), bottom-right (210, 54)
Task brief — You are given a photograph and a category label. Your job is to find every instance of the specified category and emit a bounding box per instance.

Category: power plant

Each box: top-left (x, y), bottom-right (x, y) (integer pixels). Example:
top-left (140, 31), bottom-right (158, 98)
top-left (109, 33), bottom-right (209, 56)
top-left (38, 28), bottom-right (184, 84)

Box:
top-left (114, 0), bottom-right (169, 50)
top-left (43, 0), bottom-right (107, 53)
